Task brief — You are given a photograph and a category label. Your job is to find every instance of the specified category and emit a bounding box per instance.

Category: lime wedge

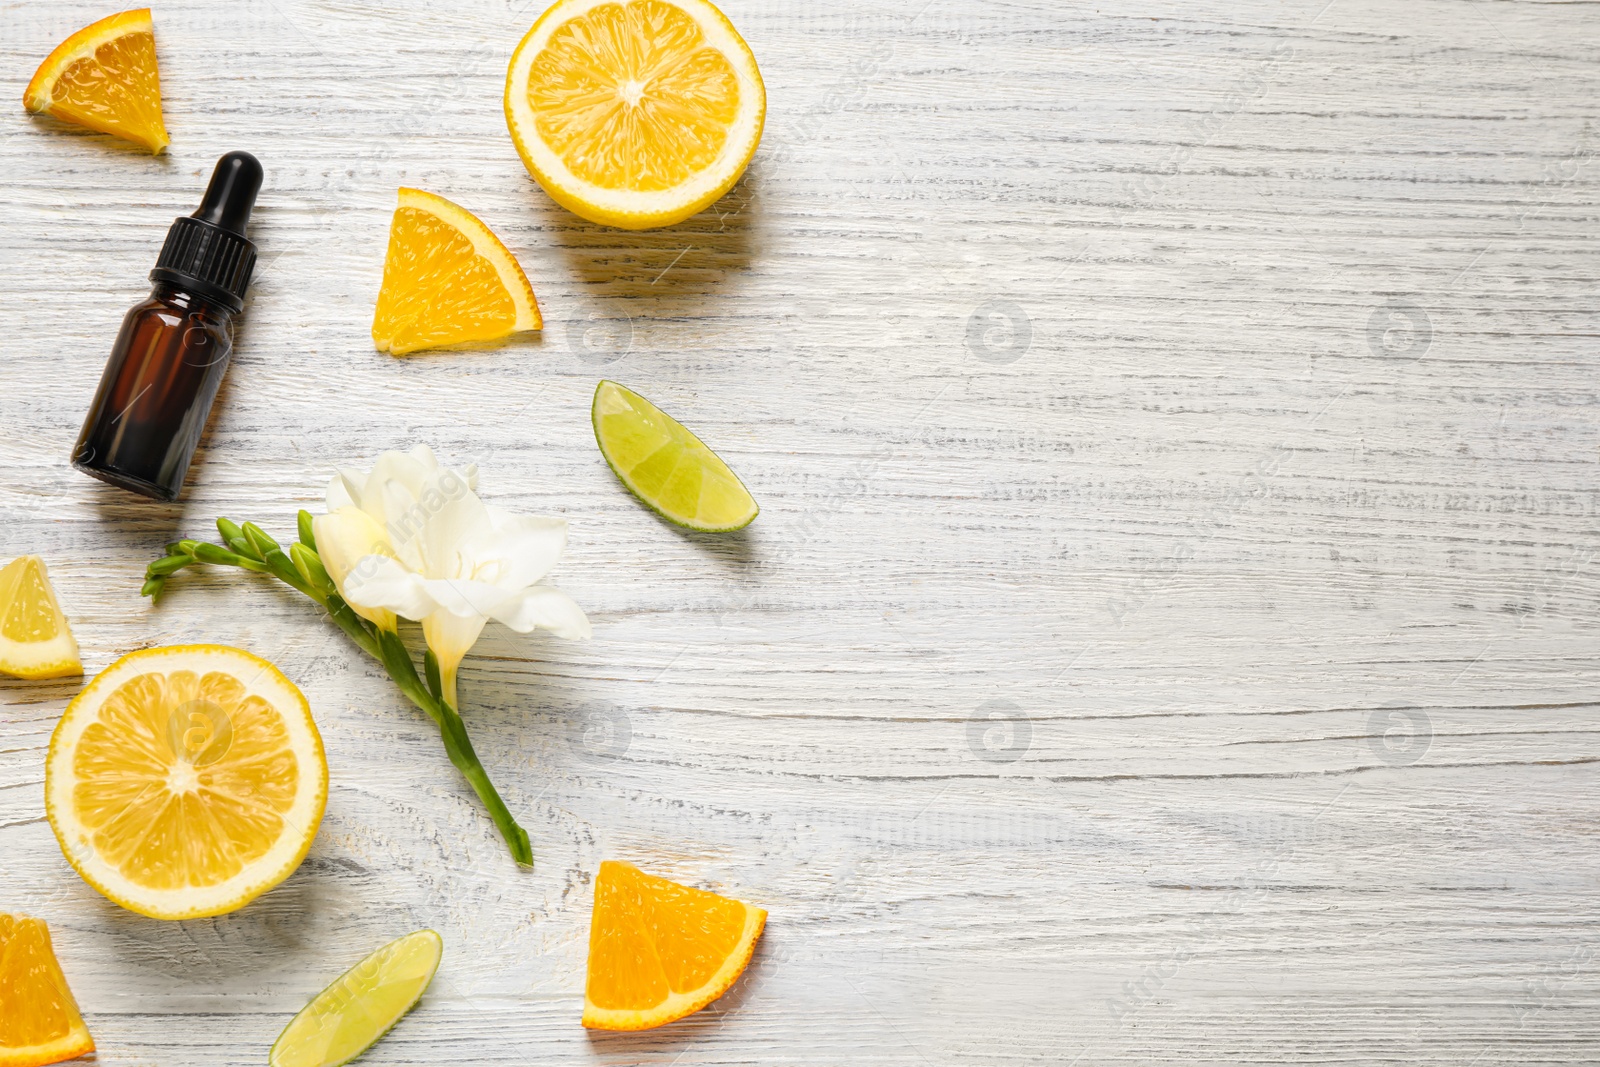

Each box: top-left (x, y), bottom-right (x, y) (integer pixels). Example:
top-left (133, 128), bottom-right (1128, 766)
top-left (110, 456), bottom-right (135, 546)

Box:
top-left (270, 930), bottom-right (443, 1067)
top-left (592, 380), bottom-right (758, 532)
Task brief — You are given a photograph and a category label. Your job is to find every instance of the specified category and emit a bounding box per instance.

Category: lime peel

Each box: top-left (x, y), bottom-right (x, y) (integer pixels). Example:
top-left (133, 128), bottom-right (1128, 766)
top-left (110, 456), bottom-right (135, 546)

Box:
top-left (270, 929), bottom-right (443, 1067)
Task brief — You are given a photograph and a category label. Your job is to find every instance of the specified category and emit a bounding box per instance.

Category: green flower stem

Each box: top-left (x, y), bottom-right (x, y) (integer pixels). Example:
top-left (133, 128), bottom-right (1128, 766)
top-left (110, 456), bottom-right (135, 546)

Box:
top-left (376, 628), bottom-right (432, 710)
top-left (323, 593), bottom-right (382, 660)
top-left (436, 699), bottom-right (533, 866)
top-left (423, 649), bottom-right (445, 704)
top-left (262, 547), bottom-right (314, 598)
top-left (439, 665), bottom-right (461, 712)
top-left (144, 518), bottom-right (535, 868)
top-left (373, 629), bottom-right (532, 867)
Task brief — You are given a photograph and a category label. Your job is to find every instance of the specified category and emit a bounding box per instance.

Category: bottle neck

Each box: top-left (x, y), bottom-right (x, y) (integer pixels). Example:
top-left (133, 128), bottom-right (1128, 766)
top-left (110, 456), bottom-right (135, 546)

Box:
top-left (150, 279), bottom-right (235, 320)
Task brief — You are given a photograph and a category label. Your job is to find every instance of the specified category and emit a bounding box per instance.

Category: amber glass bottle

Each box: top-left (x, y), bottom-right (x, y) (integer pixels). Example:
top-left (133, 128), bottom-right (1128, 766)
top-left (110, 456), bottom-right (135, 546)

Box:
top-left (73, 151), bottom-right (262, 502)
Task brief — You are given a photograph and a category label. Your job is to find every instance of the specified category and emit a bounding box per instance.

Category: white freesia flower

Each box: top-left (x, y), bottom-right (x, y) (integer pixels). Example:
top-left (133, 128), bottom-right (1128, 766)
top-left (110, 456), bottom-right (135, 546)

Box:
top-left (313, 445), bottom-right (590, 705)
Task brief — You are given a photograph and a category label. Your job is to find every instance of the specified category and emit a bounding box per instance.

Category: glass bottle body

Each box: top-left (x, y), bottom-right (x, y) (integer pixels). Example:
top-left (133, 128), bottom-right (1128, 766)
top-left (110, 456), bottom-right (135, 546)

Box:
top-left (73, 281), bottom-right (235, 502)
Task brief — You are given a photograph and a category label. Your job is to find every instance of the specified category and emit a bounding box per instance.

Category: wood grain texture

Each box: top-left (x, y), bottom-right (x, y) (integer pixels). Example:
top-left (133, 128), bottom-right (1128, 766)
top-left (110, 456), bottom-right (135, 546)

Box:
top-left (2, 0), bottom-right (1599, 1062)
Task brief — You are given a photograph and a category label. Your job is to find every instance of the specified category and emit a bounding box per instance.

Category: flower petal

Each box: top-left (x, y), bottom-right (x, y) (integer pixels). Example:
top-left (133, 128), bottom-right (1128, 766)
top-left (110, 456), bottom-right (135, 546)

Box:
top-left (361, 451), bottom-right (421, 527)
top-left (477, 507), bottom-right (568, 589)
top-left (419, 479), bottom-right (493, 580)
top-left (344, 560), bottom-right (516, 623)
top-left (326, 472), bottom-right (358, 511)
top-left (491, 585), bottom-right (592, 640)
top-left (340, 556), bottom-right (441, 622)
top-left (422, 576), bottom-right (520, 619)
top-left (408, 443), bottom-right (440, 471)
top-left (312, 508), bottom-right (398, 631)
top-left (423, 609), bottom-right (486, 678)
top-left (375, 479), bottom-right (425, 570)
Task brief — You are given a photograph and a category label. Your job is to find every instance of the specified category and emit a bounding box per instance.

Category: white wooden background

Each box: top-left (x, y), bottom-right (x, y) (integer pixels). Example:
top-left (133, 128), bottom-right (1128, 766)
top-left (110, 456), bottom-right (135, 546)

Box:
top-left (2, 0), bottom-right (1598, 1063)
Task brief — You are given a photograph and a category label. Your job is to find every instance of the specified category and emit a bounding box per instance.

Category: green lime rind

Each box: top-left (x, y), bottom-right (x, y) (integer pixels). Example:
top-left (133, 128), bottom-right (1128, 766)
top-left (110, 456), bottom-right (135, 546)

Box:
top-left (591, 380), bottom-right (759, 533)
top-left (269, 929), bottom-right (443, 1067)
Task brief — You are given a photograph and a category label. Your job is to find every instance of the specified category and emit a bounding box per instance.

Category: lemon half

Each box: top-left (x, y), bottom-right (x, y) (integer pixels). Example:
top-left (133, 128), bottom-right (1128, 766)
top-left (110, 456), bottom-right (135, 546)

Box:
top-left (505, 0), bottom-right (766, 230)
top-left (45, 645), bottom-right (327, 920)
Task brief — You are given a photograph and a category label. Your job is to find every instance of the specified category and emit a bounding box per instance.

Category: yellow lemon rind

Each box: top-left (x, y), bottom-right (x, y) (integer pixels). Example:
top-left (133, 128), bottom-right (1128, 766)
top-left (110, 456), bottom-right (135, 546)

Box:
top-left (504, 0), bottom-right (766, 231)
top-left (582, 903), bottom-right (764, 1031)
top-left (22, 8), bottom-right (170, 154)
top-left (0, 632), bottom-right (81, 680)
top-left (44, 644), bottom-right (327, 921)
top-left (373, 187), bottom-right (541, 356)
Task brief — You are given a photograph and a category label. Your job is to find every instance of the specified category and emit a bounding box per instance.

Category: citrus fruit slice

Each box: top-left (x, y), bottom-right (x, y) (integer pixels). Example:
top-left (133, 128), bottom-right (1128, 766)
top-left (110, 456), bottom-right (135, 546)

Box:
top-left (582, 860), bottom-right (766, 1030)
top-left (269, 930), bottom-right (442, 1067)
top-left (23, 8), bottom-right (170, 154)
top-left (0, 913), bottom-right (95, 1067)
top-left (592, 380), bottom-right (758, 531)
top-left (0, 556), bottom-right (81, 681)
top-left (45, 645), bottom-right (327, 921)
top-left (372, 188), bottom-right (542, 357)
top-left (505, 0), bottom-right (766, 230)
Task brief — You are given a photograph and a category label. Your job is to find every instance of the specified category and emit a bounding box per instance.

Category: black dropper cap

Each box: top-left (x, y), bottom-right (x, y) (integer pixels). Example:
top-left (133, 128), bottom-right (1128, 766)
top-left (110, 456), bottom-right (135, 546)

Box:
top-left (150, 151), bottom-right (262, 313)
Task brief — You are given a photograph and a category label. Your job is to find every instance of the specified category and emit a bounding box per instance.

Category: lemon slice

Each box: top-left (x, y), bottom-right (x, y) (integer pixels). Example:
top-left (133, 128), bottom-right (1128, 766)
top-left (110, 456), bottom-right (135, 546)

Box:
top-left (0, 556), bottom-right (81, 680)
top-left (0, 913), bottom-right (96, 1067)
top-left (270, 930), bottom-right (442, 1067)
top-left (372, 187), bottom-right (542, 357)
top-left (23, 8), bottom-right (170, 153)
top-left (592, 380), bottom-right (757, 531)
top-left (45, 645), bottom-right (327, 921)
top-left (505, 0), bottom-right (766, 230)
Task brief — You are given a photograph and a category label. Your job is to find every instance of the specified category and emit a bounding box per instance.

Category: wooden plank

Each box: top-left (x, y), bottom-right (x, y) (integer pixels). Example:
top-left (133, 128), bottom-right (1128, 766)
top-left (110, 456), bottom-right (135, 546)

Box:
top-left (2, 0), bottom-right (1598, 1062)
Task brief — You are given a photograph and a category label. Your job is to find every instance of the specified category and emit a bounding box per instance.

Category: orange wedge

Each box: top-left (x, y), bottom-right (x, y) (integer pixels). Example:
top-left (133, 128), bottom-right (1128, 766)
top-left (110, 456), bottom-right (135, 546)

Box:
top-left (372, 188), bottom-right (542, 357)
top-left (23, 9), bottom-right (170, 154)
top-left (0, 913), bottom-right (95, 1067)
top-left (582, 860), bottom-right (766, 1031)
